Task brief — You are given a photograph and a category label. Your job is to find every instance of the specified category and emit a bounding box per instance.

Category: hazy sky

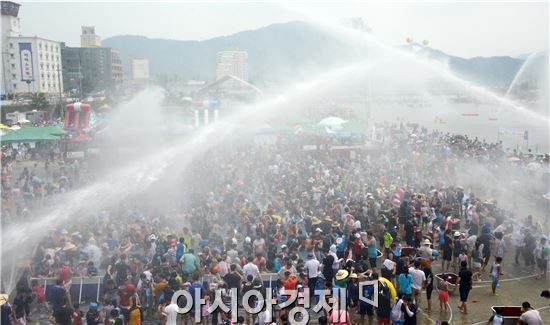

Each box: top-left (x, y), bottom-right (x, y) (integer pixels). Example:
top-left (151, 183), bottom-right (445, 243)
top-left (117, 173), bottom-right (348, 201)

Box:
top-left (17, 1), bottom-right (548, 58)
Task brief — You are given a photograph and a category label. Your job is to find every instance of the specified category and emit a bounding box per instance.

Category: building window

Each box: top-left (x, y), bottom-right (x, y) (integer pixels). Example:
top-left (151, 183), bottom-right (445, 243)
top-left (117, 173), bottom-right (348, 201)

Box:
top-left (13, 84), bottom-right (17, 89)
top-left (11, 63), bottom-right (15, 68)
top-left (12, 74), bottom-right (16, 79)
top-left (42, 83), bottom-right (45, 88)
top-left (10, 53), bottom-right (14, 58)
top-left (9, 43), bottom-right (13, 48)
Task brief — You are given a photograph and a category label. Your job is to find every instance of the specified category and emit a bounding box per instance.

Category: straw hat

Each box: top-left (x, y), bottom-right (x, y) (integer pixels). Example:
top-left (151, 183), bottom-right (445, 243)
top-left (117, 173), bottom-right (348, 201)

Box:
top-left (332, 221), bottom-right (340, 228)
top-left (453, 231), bottom-right (461, 237)
top-left (349, 273), bottom-right (358, 279)
top-left (335, 269), bottom-right (349, 281)
top-left (63, 242), bottom-right (77, 251)
top-left (422, 239), bottom-right (431, 245)
top-left (0, 294), bottom-right (8, 306)
top-left (312, 217), bottom-right (322, 225)
top-left (324, 216), bottom-right (333, 222)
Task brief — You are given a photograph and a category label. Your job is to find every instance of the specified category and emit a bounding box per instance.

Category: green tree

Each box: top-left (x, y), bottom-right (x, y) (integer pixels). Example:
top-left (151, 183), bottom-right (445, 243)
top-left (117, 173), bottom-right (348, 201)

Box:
top-left (30, 92), bottom-right (49, 110)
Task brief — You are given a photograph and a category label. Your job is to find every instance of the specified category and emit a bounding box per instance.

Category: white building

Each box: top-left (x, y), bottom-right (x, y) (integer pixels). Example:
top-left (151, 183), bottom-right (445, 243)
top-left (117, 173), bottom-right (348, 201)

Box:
top-left (216, 49), bottom-right (248, 82)
top-left (1, 1), bottom-right (63, 94)
top-left (80, 26), bottom-right (101, 48)
top-left (4, 36), bottom-right (63, 94)
top-left (131, 58), bottom-right (149, 81)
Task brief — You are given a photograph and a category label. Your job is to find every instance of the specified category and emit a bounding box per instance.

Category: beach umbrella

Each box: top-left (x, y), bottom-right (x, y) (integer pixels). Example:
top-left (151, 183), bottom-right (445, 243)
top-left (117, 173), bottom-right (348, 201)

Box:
top-left (318, 117), bottom-right (347, 130)
top-left (17, 118), bottom-right (31, 124)
top-left (507, 156), bottom-right (521, 162)
top-left (9, 125), bottom-right (21, 130)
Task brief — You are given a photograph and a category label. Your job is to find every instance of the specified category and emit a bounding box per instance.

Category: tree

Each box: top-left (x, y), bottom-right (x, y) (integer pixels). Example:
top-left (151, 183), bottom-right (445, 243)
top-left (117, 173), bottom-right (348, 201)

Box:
top-left (30, 92), bottom-right (49, 110)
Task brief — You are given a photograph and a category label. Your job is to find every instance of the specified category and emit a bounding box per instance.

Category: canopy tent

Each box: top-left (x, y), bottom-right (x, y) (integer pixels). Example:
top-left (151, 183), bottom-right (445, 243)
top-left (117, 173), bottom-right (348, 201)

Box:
top-left (0, 125), bottom-right (65, 143)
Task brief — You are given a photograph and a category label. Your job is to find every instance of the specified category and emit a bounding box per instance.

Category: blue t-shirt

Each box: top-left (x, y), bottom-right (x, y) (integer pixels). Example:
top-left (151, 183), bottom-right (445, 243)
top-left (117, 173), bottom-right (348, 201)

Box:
top-left (398, 274), bottom-right (413, 295)
top-left (176, 242), bottom-right (186, 260)
top-left (368, 239), bottom-right (378, 259)
top-left (337, 235), bottom-right (347, 252)
top-left (48, 285), bottom-right (66, 310)
top-left (188, 282), bottom-right (204, 309)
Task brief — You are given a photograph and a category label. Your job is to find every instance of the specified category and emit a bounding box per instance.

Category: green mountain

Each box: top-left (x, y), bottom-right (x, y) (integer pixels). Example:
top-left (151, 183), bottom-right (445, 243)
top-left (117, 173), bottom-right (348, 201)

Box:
top-left (103, 21), bottom-right (524, 89)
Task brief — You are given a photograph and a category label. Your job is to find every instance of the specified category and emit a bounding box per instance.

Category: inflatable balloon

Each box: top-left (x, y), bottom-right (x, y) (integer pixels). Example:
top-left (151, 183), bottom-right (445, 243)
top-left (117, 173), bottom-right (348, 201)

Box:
top-left (379, 277), bottom-right (397, 303)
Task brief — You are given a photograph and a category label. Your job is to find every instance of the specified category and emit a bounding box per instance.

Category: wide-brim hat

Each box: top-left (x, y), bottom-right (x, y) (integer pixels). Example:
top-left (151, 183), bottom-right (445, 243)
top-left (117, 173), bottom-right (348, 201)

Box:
top-left (0, 294), bottom-right (8, 306)
top-left (332, 221), bottom-right (340, 228)
top-left (335, 269), bottom-right (349, 281)
top-left (453, 231), bottom-right (461, 237)
top-left (312, 217), bottom-right (322, 225)
top-left (349, 273), bottom-right (358, 279)
top-left (63, 242), bottom-right (77, 251)
top-left (324, 216), bottom-right (333, 221)
top-left (422, 239), bottom-right (431, 245)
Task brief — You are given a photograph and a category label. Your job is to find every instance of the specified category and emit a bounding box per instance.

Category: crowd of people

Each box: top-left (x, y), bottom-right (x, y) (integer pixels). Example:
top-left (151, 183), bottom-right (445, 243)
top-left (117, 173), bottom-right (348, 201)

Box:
top-left (1, 122), bottom-right (549, 325)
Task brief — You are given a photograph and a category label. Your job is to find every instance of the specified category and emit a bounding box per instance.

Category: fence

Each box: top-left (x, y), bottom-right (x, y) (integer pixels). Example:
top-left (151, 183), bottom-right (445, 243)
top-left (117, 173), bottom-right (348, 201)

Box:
top-left (33, 273), bottom-right (281, 304)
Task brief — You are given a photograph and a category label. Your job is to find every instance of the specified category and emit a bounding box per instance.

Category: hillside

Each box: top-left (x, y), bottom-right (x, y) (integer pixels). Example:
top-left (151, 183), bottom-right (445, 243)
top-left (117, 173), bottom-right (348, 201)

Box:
top-left (103, 21), bottom-right (525, 89)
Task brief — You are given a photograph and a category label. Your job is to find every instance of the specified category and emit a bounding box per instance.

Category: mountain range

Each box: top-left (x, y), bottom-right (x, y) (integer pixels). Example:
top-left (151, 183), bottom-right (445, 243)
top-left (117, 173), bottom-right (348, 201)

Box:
top-left (103, 21), bottom-right (526, 90)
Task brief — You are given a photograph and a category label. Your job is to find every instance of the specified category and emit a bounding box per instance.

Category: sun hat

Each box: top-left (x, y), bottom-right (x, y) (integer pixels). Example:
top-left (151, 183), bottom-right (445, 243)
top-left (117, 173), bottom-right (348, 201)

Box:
top-left (332, 221), bottom-right (340, 228)
top-left (349, 273), bottom-right (358, 279)
top-left (335, 269), bottom-right (349, 281)
top-left (0, 294), bottom-right (8, 306)
top-left (422, 239), bottom-right (431, 245)
top-left (453, 231), bottom-right (460, 237)
top-left (312, 217), bottom-right (322, 225)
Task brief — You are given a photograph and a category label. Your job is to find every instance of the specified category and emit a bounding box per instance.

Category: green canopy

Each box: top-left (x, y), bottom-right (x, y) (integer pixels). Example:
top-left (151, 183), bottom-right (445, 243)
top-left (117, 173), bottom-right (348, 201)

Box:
top-left (0, 125), bottom-right (65, 143)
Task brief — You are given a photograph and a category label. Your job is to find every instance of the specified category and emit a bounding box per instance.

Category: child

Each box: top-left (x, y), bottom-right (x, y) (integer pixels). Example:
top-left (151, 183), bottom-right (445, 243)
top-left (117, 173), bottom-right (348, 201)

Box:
top-left (202, 294), bottom-right (211, 325)
top-left (458, 250), bottom-right (468, 267)
top-left (72, 302), bottom-right (83, 325)
top-left (487, 307), bottom-right (504, 324)
top-left (31, 279), bottom-right (47, 312)
top-left (438, 276), bottom-right (450, 312)
top-left (109, 308), bottom-right (123, 325)
top-left (491, 257), bottom-right (503, 296)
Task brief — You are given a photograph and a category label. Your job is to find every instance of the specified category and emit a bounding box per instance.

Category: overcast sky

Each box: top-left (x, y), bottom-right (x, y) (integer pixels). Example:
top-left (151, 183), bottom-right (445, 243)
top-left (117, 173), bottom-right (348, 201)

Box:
top-left (18, 1), bottom-right (549, 58)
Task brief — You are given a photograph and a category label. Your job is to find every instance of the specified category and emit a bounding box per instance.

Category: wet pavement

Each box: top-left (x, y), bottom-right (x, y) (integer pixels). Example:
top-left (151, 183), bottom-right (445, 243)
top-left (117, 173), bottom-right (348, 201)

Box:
top-left (416, 250), bottom-right (550, 324)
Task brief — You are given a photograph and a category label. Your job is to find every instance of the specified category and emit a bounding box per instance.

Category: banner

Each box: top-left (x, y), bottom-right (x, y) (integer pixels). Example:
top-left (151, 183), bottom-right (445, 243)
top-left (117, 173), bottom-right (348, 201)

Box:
top-left (18, 42), bottom-right (34, 82)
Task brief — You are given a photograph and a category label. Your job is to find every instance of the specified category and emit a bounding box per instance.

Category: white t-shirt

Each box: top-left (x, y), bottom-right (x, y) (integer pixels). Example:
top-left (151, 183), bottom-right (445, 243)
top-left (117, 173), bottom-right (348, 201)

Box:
top-left (383, 259), bottom-right (396, 271)
top-left (408, 267), bottom-right (426, 290)
top-left (258, 310), bottom-right (272, 325)
top-left (519, 309), bottom-right (544, 325)
top-left (305, 259), bottom-right (320, 278)
top-left (164, 303), bottom-right (179, 325)
top-left (243, 262), bottom-right (260, 279)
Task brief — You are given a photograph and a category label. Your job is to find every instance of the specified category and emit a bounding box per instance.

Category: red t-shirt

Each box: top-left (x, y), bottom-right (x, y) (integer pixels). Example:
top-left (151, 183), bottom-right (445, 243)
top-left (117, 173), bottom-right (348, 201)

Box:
top-left (59, 266), bottom-right (72, 283)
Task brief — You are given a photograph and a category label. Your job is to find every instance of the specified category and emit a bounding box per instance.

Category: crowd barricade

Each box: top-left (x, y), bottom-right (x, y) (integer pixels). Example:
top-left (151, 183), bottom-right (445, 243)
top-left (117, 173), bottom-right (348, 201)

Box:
top-left (33, 273), bottom-right (281, 304)
top-left (32, 276), bottom-right (103, 304)
top-left (201, 272), bottom-right (279, 290)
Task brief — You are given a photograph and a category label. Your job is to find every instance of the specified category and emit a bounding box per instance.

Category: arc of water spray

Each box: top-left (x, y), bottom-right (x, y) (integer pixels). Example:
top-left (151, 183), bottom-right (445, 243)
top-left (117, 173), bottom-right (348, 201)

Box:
top-left (505, 51), bottom-right (541, 98)
top-left (1, 59), bottom-right (377, 292)
top-left (280, 3), bottom-right (549, 125)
